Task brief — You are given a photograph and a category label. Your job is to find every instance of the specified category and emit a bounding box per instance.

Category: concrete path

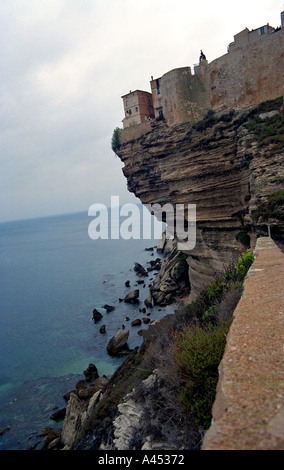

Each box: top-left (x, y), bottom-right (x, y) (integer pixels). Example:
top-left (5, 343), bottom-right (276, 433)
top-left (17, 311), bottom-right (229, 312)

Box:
top-left (203, 237), bottom-right (284, 450)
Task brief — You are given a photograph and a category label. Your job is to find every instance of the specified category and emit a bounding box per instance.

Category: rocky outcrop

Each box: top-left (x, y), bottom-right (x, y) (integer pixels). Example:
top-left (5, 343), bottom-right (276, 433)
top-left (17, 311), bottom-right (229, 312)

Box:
top-left (116, 98), bottom-right (284, 300)
top-left (148, 236), bottom-right (190, 305)
top-left (124, 289), bottom-right (140, 303)
top-left (61, 390), bottom-right (103, 450)
top-left (106, 329), bottom-right (130, 355)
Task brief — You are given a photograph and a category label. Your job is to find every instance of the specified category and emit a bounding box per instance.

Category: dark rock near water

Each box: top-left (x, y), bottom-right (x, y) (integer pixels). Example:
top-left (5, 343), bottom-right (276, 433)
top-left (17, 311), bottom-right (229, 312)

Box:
top-left (125, 280), bottom-right (130, 287)
top-left (99, 325), bottom-right (106, 334)
top-left (50, 407), bottom-right (66, 421)
top-left (131, 319), bottom-right (142, 327)
top-left (103, 304), bottom-right (115, 312)
top-left (92, 309), bottom-right (103, 322)
top-left (40, 427), bottom-right (62, 450)
top-left (78, 377), bottom-right (109, 399)
top-left (83, 363), bottom-right (99, 382)
top-left (75, 380), bottom-right (87, 391)
top-left (106, 329), bottom-right (130, 355)
top-left (124, 289), bottom-right (139, 303)
top-left (134, 262), bottom-right (148, 277)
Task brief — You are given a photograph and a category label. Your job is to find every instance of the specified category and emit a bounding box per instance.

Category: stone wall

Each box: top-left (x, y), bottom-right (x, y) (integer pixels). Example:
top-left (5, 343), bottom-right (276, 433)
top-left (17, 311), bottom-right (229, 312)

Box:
top-left (161, 66), bottom-right (209, 126)
top-left (209, 27), bottom-right (284, 112)
top-left (158, 12), bottom-right (284, 127)
top-left (119, 120), bottom-right (153, 144)
top-left (202, 237), bottom-right (284, 450)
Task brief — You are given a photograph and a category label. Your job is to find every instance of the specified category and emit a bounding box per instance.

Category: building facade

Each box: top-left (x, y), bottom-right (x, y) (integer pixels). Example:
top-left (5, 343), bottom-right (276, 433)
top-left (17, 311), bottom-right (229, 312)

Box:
top-left (150, 77), bottom-right (163, 119)
top-left (121, 11), bottom-right (284, 129)
top-left (121, 90), bottom-right (154, 128)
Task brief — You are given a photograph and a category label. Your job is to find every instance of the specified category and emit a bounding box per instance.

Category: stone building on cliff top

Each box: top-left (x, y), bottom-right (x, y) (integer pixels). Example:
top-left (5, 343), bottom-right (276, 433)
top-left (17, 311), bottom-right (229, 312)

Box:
top-left (121, 11), bottom-right (284, 130)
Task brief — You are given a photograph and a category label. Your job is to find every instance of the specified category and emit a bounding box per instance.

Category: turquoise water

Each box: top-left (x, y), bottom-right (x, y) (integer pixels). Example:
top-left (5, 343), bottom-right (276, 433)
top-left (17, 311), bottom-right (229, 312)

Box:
top-left (0, 210), bottom-right (173, 449)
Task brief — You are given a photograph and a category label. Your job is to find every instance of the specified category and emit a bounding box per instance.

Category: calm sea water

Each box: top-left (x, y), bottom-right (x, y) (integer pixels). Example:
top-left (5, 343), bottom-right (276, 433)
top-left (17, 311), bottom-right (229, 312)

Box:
top-left (0, 210), bottom-right (174, 450)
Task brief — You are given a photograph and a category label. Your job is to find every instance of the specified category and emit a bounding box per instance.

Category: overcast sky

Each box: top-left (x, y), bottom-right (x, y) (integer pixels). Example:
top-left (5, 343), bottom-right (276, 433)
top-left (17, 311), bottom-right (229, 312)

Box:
top-left (0, 0), bottom-right (282, 222)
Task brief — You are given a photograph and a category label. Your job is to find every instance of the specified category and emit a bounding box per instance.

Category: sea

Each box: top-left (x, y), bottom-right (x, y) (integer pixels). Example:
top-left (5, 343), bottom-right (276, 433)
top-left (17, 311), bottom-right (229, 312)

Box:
top-left (0, 208), bottom-right (175, 450)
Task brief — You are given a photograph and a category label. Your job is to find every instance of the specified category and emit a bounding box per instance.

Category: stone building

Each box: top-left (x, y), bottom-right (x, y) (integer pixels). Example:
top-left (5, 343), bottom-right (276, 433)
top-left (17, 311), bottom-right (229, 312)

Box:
top-left (121, 90), bottom-right (154, 128)
top-left (150, 77), bottom-right (163, 119)
top-left (120, 11), bottom-right (284, 130)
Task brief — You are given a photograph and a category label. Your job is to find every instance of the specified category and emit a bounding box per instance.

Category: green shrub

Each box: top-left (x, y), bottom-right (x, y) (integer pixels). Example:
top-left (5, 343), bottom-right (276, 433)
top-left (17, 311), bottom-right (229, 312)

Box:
top-left (111, 127), bottom-right (121, 151)
top-left (172, 249), bottom-right (254, 429)
top-left (174, 322), bottom-right (230, 428)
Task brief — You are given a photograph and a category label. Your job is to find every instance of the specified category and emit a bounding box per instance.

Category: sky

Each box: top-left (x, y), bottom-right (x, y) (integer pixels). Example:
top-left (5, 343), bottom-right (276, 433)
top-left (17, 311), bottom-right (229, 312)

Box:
top-left (0, 0), bottom-right (282, 222)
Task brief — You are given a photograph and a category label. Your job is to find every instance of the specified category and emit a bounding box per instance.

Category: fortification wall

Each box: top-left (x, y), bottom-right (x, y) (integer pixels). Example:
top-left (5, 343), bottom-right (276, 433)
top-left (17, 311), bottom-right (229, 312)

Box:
top-left (119, 120), bottom-right (152, 144)
top-left (161, 15), bottom-right (284, 126)
top-left (209, 28), bottom-right (284, 112)
top-left (161, 66), bottom-right (209, 126)
top-left (202, 237), bottom-right (284, 450)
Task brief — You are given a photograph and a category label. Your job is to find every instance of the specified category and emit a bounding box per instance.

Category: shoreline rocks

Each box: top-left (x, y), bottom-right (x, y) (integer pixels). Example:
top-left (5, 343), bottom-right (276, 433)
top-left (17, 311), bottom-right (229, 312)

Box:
top-left (124, 289), bottom-right (139, 303)
top-left (92, 309), bottom-right (103, 322)
top-left (106, 329), bottom-right (130, 355)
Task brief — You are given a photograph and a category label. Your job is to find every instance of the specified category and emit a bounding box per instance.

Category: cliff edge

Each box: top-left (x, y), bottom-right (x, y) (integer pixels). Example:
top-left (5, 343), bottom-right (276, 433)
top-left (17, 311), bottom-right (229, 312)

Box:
top-left (116, 98), bottom-right (284, 300)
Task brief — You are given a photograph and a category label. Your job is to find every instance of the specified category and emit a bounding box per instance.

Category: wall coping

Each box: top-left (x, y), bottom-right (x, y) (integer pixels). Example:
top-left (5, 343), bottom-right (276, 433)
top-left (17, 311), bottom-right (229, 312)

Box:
top-left (202, 237), bottom-right (284, 450)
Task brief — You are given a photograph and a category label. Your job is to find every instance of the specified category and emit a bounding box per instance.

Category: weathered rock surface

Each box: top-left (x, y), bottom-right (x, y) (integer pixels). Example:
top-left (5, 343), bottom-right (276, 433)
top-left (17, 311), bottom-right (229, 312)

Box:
top-left (116, 102), bottom-right (284, 299)
top-left (124, 289), bottom-right (139, 303)
top-left (61, 390), bottom-right (102, 450)
top-left (134, 262), bottom-right (148, 277)
top-left (83, 363), bottom-right (99, 382)
top-left (106, 329), bottom-right (130, 355)
top-left (147, 237), bottom-right (190, 305)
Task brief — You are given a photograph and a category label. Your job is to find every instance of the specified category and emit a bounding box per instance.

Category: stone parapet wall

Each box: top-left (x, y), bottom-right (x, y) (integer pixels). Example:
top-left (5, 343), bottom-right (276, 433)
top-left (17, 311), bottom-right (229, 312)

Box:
top-left (119, 121), bottom-right (153, 144)
top-left (209, 29), bottom-right (284, 112)
top-left (202, 237), bottom-right (284, 450)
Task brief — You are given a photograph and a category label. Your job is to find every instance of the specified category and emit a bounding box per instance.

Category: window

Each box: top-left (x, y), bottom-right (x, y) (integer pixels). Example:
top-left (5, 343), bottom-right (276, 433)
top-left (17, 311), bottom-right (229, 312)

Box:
top-left (135, 107), bottom-right (139, 112)
top-left (258, 25), bottom-right (267, 35)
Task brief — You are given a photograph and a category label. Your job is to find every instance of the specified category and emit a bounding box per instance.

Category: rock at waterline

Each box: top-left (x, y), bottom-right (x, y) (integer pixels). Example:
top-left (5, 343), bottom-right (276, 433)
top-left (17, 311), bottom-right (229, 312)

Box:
top-left (106, 329), bottom-right (130, 355)
top-left (125, 280), bottom-right (130, 287)
top-left (124, 289), bottom-right (139, 303)
top-left (144, 291), bottom-right (153, 308)
top-left (131, 319), bottom-right (142, 327)
top-left (83, 363), bottom-right (99, 382)
top-left (103, 304), bottom-right (115, 312)
top-left (50, 407), bottom-right (66, 421)
top-left (99, 325), bottom-right (106, 334)
top-left (92, 309), bottom-right (103, 322)
top-left (134, 262), bottom-right (148, 277)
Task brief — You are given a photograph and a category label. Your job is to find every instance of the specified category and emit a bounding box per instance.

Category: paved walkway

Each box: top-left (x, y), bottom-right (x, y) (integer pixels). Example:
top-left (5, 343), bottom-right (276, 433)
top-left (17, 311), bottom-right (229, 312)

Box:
top-left (203, 237), bottom-right (284, 450)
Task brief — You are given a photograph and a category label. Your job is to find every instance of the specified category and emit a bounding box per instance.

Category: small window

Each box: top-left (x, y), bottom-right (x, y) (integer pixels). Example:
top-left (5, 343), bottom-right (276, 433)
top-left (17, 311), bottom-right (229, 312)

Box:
top-left (135, 107), bottom-right (139, 112)
top-left (258, 25), bottom-right (267, 35)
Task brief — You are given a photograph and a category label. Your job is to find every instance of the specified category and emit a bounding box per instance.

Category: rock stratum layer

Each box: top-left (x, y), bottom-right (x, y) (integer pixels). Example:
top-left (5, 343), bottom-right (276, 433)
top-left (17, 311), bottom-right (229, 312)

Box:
top-left (117, 99), bottom-right (284, 299)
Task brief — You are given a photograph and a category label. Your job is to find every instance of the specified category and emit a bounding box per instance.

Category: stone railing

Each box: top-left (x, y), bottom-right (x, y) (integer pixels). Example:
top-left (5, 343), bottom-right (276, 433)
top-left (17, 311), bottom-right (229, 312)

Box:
top-left (202, 237), bottom-right (284, 450)
top-left (119, 121), bottom-right (153, 145)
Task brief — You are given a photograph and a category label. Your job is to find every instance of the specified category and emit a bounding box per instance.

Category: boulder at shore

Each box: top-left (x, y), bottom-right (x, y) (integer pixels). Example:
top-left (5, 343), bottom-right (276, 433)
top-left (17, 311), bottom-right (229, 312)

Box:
top-left (134, 262), bottom-right (148, 277)
top-left (106, 330), bottom-right (130, 355)
top-left (92, 309), bottom-right (103, 322)
top-left (124, 289), bottom-right (139, 303)
top-left (83, 363), bottom-right (99, 382)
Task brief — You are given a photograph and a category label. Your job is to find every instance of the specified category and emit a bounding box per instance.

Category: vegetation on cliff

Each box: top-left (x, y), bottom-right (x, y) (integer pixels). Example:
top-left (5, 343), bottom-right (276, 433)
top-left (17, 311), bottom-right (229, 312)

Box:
top-left (111, 127), bottom-right (121, 151)
top-left (173, 249), bottom-right (254, 430)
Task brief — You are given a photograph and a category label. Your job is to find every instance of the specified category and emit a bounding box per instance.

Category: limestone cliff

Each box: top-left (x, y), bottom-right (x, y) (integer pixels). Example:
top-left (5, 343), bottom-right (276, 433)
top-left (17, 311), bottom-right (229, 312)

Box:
top-left (116, 98), bottom-right (284, 300)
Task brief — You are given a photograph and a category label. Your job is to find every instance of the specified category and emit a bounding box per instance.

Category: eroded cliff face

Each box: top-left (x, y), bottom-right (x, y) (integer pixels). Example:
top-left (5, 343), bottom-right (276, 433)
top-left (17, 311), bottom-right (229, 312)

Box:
top-left (116, 99), bottom-right (284, 300)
